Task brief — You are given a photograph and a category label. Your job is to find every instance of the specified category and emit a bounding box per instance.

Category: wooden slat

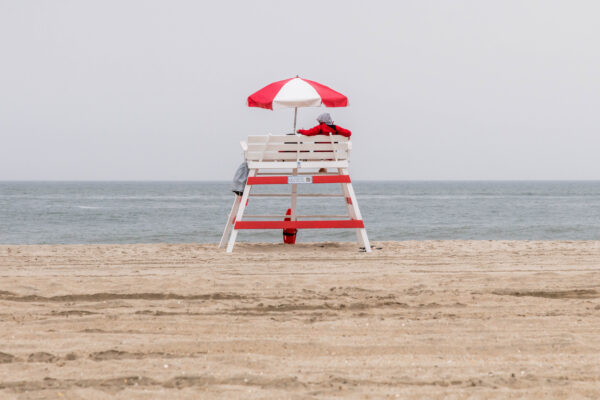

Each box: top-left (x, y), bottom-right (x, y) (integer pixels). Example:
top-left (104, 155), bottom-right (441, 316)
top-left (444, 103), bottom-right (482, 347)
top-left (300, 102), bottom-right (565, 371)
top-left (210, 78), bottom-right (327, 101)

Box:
top-left (246, 143), bottom-right (349, 152)
top-left (248, 135), bottom-right (348, 143)
top-left (235, 220), bottom-right (364, 229)
top-left (246, 151), bottom-right (348, 161)
top-left (247, 161), bottom-right (349, 169)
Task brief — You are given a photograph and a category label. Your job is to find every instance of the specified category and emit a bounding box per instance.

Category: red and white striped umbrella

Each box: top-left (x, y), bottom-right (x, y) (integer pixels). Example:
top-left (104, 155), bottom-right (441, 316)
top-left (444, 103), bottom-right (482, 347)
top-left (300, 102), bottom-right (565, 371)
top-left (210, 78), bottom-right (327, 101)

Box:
top-left (248, 77), bottom-right (348, 110)
top-left (247, 77), bottom-right (348, 132)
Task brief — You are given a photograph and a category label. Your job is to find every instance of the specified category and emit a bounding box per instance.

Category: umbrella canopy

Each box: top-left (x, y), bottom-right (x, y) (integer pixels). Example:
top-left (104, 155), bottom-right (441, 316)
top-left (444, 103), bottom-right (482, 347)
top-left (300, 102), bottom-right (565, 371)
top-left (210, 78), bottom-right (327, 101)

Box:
top-left (247, 77), bottom-right (348, 110)
top-left (247, 77), bottom-right (348, 133)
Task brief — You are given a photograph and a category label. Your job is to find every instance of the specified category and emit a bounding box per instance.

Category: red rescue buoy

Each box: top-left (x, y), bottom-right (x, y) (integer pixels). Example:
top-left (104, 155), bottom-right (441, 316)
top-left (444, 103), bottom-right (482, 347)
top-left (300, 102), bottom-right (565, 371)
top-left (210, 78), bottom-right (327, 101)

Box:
top-left (283, 208), bottom-right (297, 244)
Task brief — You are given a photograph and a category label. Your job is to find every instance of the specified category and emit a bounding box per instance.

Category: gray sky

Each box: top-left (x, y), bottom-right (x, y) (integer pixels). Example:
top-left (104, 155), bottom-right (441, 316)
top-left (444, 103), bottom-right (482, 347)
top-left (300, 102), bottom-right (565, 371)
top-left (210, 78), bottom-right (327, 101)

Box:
top-left (1, 0), bottom-right (599, 180)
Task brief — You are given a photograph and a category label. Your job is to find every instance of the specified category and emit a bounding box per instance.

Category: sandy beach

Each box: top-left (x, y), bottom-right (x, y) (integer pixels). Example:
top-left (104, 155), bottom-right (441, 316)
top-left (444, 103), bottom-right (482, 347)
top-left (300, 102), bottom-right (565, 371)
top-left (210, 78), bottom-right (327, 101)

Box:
top-left (1, 240), bottom-right (599, 399)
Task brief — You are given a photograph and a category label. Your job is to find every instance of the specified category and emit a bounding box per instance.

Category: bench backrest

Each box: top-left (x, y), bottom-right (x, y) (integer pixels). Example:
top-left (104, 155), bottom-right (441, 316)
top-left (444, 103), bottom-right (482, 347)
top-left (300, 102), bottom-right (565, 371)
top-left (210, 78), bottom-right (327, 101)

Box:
top-left (241, 135), bottom-right (351, 162)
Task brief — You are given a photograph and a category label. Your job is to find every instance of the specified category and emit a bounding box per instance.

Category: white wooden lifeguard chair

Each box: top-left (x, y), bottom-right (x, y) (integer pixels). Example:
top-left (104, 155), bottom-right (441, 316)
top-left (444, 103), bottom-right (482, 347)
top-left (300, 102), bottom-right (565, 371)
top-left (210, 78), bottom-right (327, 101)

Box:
top-left (219, 134), bottom-right (371, 253)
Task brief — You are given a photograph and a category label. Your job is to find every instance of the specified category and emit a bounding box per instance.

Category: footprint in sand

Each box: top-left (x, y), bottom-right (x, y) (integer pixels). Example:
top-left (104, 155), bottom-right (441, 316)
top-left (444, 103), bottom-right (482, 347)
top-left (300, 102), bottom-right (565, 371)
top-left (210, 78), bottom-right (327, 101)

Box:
top-left (27, 352), bottom-right (58, 363)
top-left (0, 352), bottom-right (16, 363)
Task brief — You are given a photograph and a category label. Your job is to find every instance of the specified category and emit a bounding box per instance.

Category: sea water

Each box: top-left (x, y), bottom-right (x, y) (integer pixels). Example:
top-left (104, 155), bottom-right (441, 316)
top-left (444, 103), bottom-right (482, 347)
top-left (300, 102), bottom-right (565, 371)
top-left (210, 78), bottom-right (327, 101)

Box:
top-left (1, 181), bottom-right (599, 244)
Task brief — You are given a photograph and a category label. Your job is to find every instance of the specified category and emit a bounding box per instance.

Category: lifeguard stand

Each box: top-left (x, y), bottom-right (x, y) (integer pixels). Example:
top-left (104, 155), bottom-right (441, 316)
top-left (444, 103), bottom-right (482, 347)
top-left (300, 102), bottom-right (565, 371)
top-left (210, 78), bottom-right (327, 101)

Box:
top-left (219, 134), bottom-right (370, 253)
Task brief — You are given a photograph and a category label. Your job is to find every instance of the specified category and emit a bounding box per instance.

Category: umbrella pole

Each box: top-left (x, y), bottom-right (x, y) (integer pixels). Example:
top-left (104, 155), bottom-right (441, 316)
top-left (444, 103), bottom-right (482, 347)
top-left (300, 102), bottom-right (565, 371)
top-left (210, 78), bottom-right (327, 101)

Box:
top-left (291, 107), bottom-right (298, 221)
top-left (293, 107), bottom-right (298, 134)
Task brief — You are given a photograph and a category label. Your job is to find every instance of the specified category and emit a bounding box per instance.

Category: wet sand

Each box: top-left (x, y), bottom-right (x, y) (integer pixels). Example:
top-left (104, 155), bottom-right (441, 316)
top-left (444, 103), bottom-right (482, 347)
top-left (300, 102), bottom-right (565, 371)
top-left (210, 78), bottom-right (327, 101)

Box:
top-left (1, 241), bottom-right (600, 399)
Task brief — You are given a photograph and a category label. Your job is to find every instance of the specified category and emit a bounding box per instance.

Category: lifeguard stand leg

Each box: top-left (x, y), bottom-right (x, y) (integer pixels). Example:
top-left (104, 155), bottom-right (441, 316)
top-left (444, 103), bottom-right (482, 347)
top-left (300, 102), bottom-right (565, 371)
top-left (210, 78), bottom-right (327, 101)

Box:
top-left (338, 167), bottom-right (363, 247)
top-left (226, 169), bottom-right (256, 253)
top-left (338, 168), bottom-right (362, 245)
top-left (291, 168), bottom-right (298, 221)
top-left (219, 195), bottom-right (242, 248)
top-left (341, 168), bottom-right (371, 252)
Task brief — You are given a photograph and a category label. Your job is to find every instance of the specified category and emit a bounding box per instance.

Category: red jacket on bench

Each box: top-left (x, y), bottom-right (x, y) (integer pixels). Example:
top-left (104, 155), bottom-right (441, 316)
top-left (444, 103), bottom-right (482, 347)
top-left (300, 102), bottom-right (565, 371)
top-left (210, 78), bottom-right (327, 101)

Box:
top-left (297, 123), bottom-right (351, 137)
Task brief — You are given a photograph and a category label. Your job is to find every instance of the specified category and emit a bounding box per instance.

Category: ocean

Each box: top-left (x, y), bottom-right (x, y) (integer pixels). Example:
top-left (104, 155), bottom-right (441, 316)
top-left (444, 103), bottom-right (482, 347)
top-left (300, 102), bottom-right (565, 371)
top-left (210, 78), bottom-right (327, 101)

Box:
top-left (1, 181), bottom-right (599, 244)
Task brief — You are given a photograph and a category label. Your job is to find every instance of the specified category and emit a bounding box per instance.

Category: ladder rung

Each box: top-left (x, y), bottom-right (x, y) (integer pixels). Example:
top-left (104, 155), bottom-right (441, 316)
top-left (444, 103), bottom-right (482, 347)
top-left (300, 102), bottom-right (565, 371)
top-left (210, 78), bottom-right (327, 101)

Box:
top-left (243, 215), bottom-right (349, 219)
top-left (299, 215), bottom-right (349, 219)
top-left (249, 193), bottom-right (345, 197)
top-left (256, 172), bottom-right (337, 176)
top-left (235, 220), bottom-right (364, 230)
top-left (247, 175), bottom-right (350, 185)
top-left (243, 215), bottom-right (285, 219)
